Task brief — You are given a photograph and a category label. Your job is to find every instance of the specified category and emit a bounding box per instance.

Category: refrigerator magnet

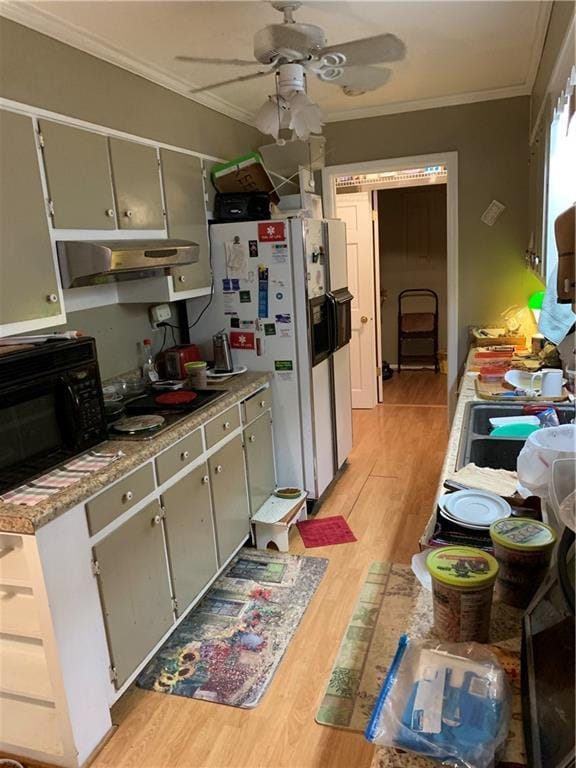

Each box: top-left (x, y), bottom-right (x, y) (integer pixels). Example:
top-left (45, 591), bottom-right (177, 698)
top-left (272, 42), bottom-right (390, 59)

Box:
top-left (264, 323), bottom-right (276, 336)
top-left (230, 316), bottom-right (240, 328)
top-left (258, 222), bottom-right (286, 242)
top-left (230, 331), bottom-right (255, 350)
top-left (248, 240), bottom-right (258, 257)
top-left (258, 266), bottom-right (269, 319)
top-left (274, 360), bottom-right (293, 372)
top-left (239, 290), bottom-right (252, 303)
top-left (275, 313), bottom-right (291, 324)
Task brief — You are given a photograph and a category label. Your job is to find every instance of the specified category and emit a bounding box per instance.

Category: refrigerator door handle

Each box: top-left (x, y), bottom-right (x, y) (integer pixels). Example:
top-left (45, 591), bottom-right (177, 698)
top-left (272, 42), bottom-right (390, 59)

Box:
top-left (326, 291), bottom-right (338, 354)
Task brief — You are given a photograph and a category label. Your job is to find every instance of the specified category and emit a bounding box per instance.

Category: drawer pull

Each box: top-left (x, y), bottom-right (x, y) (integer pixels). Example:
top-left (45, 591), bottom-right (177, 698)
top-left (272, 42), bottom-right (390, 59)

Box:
top-left (124, 209), bottom-right (134, 218)
top-left (249, 434), bottom-right (256, 442)
top-left (215, 465), bottom-right (223, 474)
top-left (181, 450), bottom-right (190, 461)
top-left (122, 491), bottom-right (134, 503)
top-left (223, 421), bottom-right (231, 430)
top-left (260, 400), bottom-right (266, 408)
top-left (201, 475), bottom-right (209, 485)
top-left (152, 514), bottom-right (162, 526)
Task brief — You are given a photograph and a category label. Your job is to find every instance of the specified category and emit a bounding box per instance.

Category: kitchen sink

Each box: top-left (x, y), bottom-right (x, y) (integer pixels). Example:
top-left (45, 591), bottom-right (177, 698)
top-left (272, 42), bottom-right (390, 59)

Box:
top-left (456, 402), bottom-right (575, 470)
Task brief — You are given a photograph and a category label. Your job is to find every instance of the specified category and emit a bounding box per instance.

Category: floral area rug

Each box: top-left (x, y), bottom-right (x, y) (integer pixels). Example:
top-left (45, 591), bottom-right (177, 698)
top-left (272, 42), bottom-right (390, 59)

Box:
top-left (136, 548), bottom-right (328, 709)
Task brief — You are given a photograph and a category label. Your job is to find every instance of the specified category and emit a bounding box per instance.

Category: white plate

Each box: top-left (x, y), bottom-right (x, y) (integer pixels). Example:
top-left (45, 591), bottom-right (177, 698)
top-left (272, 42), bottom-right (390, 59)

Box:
top-left (438, 505), bottom-right (492, 530)
top-left (206, 364), bottom-right (247, 379)
top-left (440, 490), bottom-right (511, 526)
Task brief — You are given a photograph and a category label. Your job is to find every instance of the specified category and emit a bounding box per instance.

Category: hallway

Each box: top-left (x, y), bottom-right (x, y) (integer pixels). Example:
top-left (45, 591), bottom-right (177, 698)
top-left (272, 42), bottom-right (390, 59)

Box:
top-left (93, 375), bottom-right (449, 768)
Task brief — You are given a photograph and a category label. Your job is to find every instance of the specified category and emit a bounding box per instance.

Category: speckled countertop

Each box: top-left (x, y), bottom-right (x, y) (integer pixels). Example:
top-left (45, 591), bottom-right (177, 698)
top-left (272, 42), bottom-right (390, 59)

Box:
top-left (0, 372), bottom-right (271, 535)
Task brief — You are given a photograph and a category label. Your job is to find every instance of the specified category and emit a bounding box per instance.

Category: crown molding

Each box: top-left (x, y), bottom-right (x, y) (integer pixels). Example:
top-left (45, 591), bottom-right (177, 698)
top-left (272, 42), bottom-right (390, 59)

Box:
top-left (525, 1), bottom-right (553, 91)
top-left (322, 84), bottom-right (531, 123)
top-left (0, 1), bottom-right (256, 126)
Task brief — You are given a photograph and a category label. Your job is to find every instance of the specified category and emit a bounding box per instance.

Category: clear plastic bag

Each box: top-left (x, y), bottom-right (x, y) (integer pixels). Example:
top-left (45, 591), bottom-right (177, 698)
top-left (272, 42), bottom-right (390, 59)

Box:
top-left (365, 635), bottom-right (511, 768)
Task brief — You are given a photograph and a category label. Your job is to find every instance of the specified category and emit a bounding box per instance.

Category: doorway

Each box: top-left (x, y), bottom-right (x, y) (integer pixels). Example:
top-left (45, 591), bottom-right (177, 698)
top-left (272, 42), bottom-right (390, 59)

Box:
top-left (323, 153), bottom-right (459, 417)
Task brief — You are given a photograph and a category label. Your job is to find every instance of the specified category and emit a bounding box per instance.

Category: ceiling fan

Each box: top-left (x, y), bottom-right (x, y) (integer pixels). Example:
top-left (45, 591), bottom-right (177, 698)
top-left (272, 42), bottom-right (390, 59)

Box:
top-left (176, 1), bottom-right (406, 142)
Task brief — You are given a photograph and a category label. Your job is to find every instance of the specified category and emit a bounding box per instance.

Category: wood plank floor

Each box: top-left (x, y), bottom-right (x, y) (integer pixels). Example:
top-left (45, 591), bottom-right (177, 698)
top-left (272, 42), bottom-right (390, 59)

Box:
top-left (91, 373), bottom-right (448, 768)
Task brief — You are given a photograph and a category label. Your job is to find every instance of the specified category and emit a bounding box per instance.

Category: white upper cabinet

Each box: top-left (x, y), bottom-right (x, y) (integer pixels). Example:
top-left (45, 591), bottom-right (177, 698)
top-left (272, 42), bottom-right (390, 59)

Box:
top-left (109, 138), bottom-right (164, 230)
top-left (0, 110), bottom-right (65, 335)
top-left (39, 120), bottom-right (117, 230)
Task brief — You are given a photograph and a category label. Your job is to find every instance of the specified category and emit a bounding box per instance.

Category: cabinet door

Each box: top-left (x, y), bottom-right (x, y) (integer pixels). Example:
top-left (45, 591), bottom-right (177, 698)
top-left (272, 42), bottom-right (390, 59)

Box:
top-left (39, 120), bottom-right (116, 229)
top-left (0, 111), bottom-right (62, 326)
top-left (109, 138), bottom-right (164, 230)
top-left (160, 149), bottom-right (211, 292)
top-left (208, 436), bottom-right (250, 565)
top-left (244, 412), bottom-right (276, 515)
top-left (93, 501), bottom-right (173, 688)
top-left (161, 463), bottom-right (218, 615)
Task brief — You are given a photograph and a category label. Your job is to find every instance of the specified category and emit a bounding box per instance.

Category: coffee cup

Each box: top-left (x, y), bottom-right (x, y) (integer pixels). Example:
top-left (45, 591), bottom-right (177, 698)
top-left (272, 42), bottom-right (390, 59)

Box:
top-left (530, 369), bottom-right (563, 397)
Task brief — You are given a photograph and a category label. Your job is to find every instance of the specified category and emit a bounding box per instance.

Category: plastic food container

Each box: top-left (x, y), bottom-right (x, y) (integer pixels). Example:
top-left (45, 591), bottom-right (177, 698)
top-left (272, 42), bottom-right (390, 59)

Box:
top-left (489, 518), bottom-right (556, 608)
top-left (185, 360), bottom-right (208, 389)
top-left (426, 547), bottom-right (499, 643)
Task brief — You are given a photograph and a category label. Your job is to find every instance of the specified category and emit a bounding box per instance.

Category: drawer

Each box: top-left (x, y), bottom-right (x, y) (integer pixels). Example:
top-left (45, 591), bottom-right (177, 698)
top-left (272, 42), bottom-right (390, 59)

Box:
top-left (155, 429), bottom-right (203, 485)
top-left (85, 464), bottom-right (155, 535)
top-left (243, 388), bottom-right (272, 424)
top-left (204, 404), bottom-right (241, 449)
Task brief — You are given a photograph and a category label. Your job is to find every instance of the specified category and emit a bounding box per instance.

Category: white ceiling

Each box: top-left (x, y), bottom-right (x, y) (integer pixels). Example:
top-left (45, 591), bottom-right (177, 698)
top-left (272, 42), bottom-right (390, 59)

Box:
top-left (2, 1), bottom-right (550, 124)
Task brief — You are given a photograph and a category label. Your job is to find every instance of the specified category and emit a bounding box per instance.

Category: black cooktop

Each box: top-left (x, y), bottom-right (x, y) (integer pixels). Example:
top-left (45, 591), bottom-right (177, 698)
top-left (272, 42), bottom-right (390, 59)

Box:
top-left (125, 388), bottom-right (228, 415)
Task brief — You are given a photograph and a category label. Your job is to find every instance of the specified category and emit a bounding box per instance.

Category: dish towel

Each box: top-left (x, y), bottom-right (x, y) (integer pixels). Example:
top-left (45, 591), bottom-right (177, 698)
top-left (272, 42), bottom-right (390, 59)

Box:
top-left (538, 266), bottom-right (576, 345)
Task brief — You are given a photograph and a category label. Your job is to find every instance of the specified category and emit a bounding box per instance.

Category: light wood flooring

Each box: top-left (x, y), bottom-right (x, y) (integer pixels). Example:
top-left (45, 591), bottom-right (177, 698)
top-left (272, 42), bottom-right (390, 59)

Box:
top-left (91, 372), bottom-right (448, 768)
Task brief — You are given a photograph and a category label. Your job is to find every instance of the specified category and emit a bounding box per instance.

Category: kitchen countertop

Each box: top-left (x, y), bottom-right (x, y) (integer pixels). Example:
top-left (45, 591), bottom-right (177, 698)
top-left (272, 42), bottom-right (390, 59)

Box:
top-left (0, 372), bottom-right (271, 535)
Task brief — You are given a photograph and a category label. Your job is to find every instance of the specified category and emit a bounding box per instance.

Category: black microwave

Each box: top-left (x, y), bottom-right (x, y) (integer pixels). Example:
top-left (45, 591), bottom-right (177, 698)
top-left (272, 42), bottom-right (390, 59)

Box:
top-left (0, 338), bottom-right (108, 494)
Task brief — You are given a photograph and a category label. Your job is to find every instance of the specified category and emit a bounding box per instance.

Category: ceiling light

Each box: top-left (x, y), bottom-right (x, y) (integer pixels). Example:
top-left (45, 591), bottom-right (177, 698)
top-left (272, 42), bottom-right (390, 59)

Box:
top-left (255, 63), bottom-right (324, 143)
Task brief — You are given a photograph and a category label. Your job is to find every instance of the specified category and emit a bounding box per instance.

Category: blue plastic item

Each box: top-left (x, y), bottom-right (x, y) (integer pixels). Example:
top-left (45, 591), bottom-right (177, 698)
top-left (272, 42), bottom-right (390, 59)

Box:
top-left (365, 635), bottom-right (511, 768)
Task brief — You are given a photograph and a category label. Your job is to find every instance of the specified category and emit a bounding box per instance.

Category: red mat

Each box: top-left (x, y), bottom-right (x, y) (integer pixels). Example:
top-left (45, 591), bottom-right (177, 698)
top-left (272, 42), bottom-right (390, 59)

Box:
top-left (296, 515), bottom-right (357, 548)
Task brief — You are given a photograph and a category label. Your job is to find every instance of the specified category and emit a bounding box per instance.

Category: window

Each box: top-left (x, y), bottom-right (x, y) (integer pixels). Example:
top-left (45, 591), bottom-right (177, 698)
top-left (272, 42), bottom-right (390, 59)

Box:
top-left (545, 67), bottom-right (576, 281)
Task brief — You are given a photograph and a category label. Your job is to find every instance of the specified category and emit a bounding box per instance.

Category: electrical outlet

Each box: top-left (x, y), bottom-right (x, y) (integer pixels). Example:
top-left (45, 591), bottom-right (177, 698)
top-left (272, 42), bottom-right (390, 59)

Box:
top-left (149, 304), bottom-right (171, 329)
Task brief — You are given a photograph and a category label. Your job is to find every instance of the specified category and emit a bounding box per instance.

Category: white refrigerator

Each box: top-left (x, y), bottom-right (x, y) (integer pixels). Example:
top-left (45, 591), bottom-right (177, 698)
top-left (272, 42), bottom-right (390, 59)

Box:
top-left (200, 218), bottom-right (353, 502)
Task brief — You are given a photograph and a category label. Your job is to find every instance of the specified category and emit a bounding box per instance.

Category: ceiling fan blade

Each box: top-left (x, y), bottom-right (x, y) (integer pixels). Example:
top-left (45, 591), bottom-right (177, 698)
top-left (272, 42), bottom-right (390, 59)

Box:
top-left (331, 66), bottom-right (392, 95)
top-left (176, 56), bottom-right (259, 66)
top-left (320, 33), bottom-right (406, 66)
top-left (189, 69), bottom-right (274, 94)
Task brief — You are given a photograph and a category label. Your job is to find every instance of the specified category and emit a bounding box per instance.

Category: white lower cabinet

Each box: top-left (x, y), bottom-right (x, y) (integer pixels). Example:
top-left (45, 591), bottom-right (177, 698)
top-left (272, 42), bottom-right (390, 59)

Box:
top-left (208, 435), bottom-right (251, 565)
top-left (92, 500), bottom-right (174, 688)
top-left (161, 463), bottom-right (218, 616)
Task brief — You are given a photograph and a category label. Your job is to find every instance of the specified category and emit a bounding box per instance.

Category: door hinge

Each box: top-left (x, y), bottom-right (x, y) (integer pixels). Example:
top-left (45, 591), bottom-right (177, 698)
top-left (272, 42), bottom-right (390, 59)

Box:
top-left (376, 366), bottom-right (382, 376)
top-left (38, 131), bottom-right (45, 149)
top-left (371, 210), bottom-right (378, 222)
top-left (109, 666), bottom-right (118, 684)
top-left (47, 199), bottom-right (55, 218)
top-left (202, 167), bottom-right (207, 179)
top-left (91, 559), bottom-right (101, 576)
top-left (171, 597), bottom-right (179, 613)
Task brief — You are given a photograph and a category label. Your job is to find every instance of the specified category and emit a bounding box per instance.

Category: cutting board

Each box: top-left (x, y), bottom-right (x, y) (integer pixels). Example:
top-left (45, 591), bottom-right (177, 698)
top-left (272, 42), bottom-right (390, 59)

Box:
top-left (474, 377), bottom-right (569, 401)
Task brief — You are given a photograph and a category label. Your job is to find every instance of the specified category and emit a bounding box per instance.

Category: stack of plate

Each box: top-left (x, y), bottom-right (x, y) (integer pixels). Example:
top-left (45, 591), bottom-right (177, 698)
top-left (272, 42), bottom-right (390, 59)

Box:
top-left (438, 489), bottom-right (511, 530)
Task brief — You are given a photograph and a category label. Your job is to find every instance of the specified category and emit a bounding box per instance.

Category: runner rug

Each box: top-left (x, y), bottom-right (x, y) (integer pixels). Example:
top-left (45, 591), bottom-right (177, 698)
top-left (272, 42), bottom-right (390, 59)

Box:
top-left (137, 547), bottom-right (328, 709)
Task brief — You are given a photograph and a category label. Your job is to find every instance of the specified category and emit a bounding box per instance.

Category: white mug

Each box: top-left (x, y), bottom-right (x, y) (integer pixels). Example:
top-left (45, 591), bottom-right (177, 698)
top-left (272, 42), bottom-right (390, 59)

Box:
top-left (530, 369), bottom-right (564, 397)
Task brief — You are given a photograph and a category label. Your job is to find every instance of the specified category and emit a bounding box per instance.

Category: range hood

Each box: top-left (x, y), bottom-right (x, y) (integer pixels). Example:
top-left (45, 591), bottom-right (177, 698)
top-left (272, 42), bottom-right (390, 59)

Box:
top-left (57, 239), bottom-right (199, 288)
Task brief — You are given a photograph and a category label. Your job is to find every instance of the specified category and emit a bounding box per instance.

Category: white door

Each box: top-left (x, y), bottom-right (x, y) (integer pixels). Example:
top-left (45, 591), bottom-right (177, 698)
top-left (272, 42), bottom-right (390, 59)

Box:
top-left (335, 192), bottom-right (377, 409)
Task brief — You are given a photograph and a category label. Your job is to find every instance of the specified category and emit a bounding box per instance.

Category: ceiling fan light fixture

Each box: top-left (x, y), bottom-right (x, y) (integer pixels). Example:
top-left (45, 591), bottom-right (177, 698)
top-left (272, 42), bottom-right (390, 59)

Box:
top-left (255, 97), bottom-right (282, 140)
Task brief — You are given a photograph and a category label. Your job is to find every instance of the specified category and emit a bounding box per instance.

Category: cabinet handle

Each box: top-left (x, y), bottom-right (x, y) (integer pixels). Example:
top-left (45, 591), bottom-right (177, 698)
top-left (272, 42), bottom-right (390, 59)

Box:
top-left (46, 294), bottom-right (59, 304)
top-left (215, 465), bottom-right (223, 474)
top-left (181, 450), bottom-right (190, 461)
top-left (249, 434), bottom-right (256, 442)
top-left (223, 421), bottom-right (231, 430)
top-left (152, 514), bottom-right (162, 526)
top-left (124, 209), bottom-right (134, 218)
top-left (260, 400), bottom-right (266, 408)
top-left (105, 208), bottom-right (115, 218)
top-left (122, 491), bottom-right (134, 503)
top-left (178, 275), bottom-right (186, 284)
top-left (201, 475), bottom-right (209, 484)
